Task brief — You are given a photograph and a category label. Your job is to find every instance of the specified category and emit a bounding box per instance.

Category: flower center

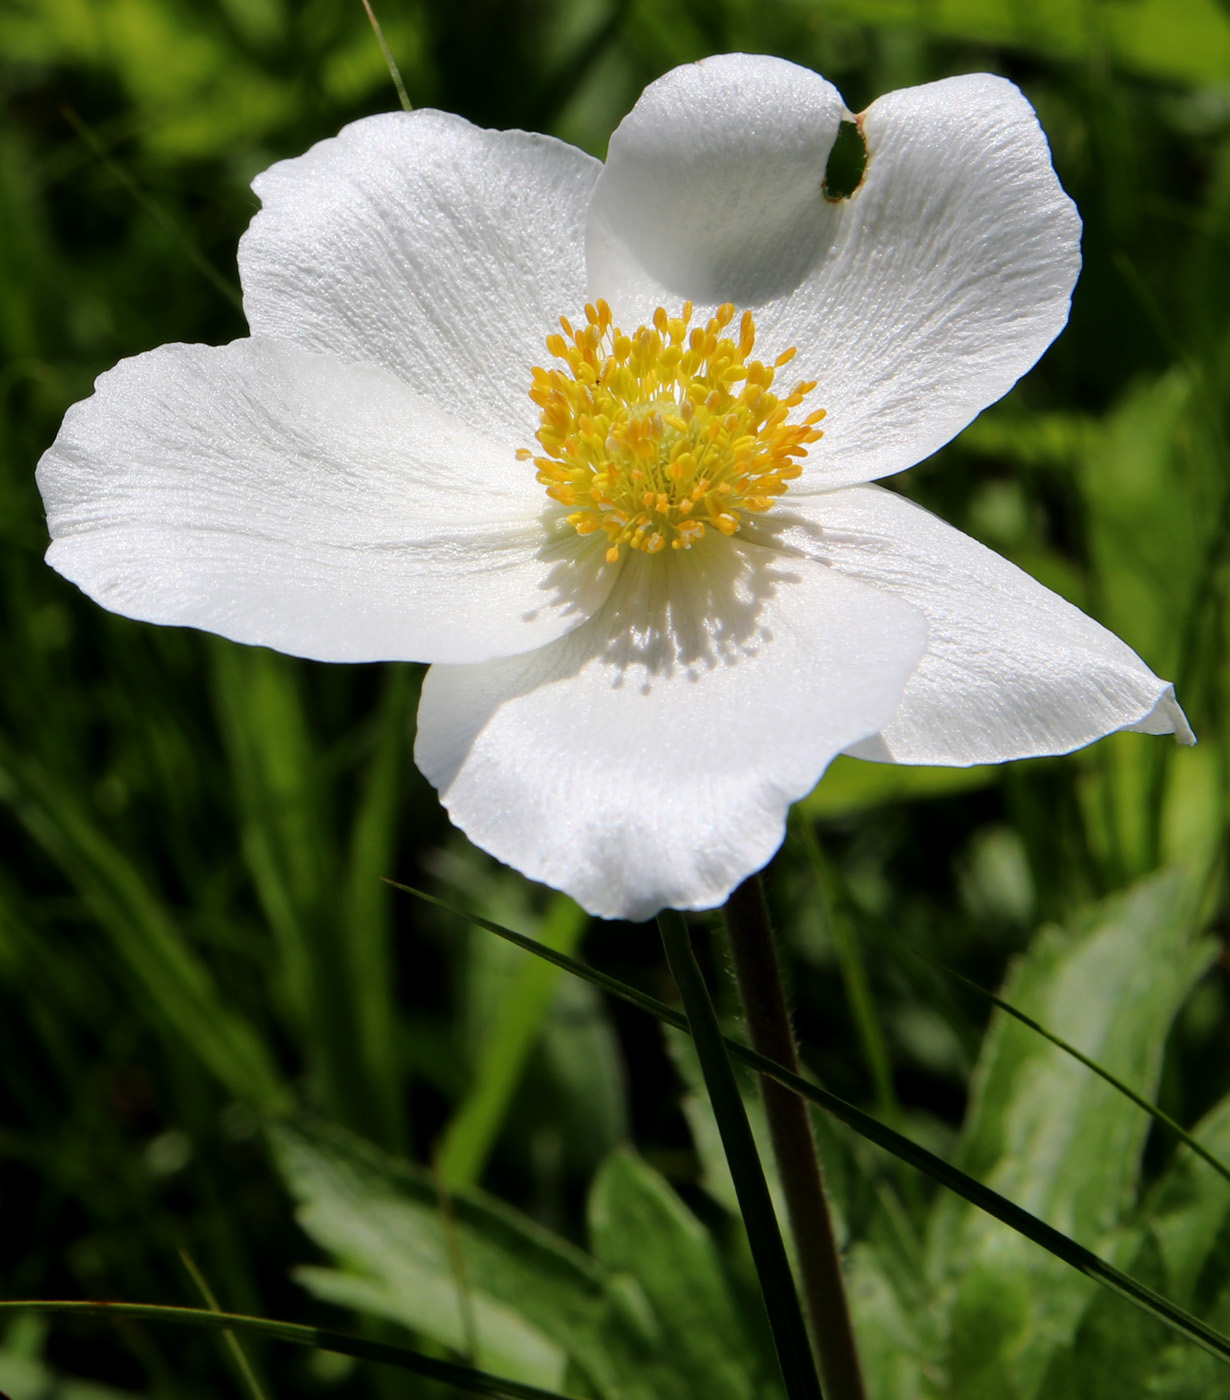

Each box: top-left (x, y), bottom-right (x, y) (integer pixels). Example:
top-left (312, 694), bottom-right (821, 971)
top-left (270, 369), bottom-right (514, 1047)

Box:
top-left (520, 300), bottom-right (825, 563)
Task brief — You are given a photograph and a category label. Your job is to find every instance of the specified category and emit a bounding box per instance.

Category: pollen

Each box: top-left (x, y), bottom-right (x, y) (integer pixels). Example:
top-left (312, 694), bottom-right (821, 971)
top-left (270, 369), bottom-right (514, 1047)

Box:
top-left (519, 299), bottom-right (825, 562)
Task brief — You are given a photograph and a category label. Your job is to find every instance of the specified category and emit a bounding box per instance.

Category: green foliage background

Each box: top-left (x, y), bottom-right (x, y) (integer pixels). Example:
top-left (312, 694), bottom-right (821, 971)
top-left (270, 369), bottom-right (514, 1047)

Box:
top-left (1, 0), bottom-right (1229, 1396)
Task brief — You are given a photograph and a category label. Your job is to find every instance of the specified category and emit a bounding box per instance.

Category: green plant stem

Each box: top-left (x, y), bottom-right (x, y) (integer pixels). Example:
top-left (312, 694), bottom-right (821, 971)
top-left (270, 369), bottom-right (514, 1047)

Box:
top-left (391, 881), bottom-right (1230, 1369)
top-left (179, 1251), bottom-right (271, 1400)
top-left (724, 875), bottom-right (865, 1400)
top-left (0, 1301), bottom-right (578, 1400)
top-left (360, 0), bottom-right (413, 110)
top-left (918, 950), bottom-right (1230, 1186)
top-left (656, 908), bottom-right (824, 1400)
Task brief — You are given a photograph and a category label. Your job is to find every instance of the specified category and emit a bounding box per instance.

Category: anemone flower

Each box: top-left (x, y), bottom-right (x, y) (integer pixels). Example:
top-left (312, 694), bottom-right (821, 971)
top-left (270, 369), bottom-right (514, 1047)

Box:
top-left (36, 54), bottom-right (1191, 921)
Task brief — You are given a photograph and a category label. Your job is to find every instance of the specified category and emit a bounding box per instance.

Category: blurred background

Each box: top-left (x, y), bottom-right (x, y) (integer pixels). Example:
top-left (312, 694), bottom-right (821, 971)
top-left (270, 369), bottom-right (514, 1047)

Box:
top-left (1, 1), bottom-right (1228, 1397)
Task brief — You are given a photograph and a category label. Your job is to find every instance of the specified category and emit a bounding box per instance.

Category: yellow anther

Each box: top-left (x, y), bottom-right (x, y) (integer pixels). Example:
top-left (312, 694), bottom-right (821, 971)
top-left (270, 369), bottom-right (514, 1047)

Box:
top-left (525, 302), bottom-right (824, 561)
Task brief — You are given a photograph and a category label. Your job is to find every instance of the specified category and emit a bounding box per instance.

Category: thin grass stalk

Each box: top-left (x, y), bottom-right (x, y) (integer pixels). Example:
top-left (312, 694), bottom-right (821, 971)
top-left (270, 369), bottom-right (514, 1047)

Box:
top-left (359, 0), bottom-right (413, 111)
top-left (724, 874), bottom-right (865, 1400)
top-left (394, 881), bottom-right (1230, 1367)
top-left (917, 950), bottom-right (1230, 1186)
top-left (178, 1251), bottom-right (270, 1400)
top-left (0, 1301), bottom-right (579, 1400)
top-left (656, 907), bottom-right (824, 1400)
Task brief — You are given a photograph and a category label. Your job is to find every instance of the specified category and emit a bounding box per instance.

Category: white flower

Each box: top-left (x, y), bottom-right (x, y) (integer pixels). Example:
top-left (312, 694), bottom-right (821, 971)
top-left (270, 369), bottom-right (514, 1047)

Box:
top-left (37, 54), bottom-right (1191, 921)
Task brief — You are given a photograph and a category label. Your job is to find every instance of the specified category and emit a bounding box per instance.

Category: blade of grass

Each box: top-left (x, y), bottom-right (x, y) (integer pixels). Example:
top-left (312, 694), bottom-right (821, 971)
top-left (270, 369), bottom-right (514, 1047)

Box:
top-left (387, 881), bottom-right (1230, 1368)
top-left (657, 908), bottom-right (823, 1400)
top-left (61, 106), bottom-right (243, 311)
top-left (211, 644), bottom-right (371, 1135)
top-left (0, 1301), bottom-right (580, 1400)
top-left (360, 0), bottom-right (413, 111)
top-left (917, 950), bottom-right (1230, 1187)
top-left (342, 666), bottom-right (414, 1152)
top-left (179, 1251), bottom-right (270, 1400)
top-left (724, 874), bottom-right (864, 1400)
top-left (0, 740), bottom-right (287, 1109)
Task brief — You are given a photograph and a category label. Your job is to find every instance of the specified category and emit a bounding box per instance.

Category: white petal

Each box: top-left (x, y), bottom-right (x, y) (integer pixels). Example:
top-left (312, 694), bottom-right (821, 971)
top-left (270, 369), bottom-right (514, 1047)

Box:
top-left (586, 53), bottom-right (847, 316)
top-left (587, 60), bottom-right (1080, 492)
top-left (415, 541), bottom-right (927, 920)
top-left (762, 486), bottom-right (1193, 765)
top-left (37, 339), bottom-right (612, 664)
top-left (774, 73), bottom-right (1081, 491)
top-left (239, 110), bottom-right (601, 442)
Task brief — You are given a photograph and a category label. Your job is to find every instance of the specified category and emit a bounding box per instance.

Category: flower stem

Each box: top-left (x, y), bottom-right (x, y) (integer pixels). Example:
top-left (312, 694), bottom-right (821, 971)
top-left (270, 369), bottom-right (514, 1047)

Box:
top-left (723, 874), bottom-right (866, 1400)
top-left (656, 908), bottom-right (823, 1400)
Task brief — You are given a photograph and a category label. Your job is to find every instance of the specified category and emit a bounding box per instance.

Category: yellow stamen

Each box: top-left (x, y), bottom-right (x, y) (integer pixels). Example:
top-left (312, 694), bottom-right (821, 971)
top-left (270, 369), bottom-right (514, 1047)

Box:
top-left (524, 299), bottom-right (824, 560)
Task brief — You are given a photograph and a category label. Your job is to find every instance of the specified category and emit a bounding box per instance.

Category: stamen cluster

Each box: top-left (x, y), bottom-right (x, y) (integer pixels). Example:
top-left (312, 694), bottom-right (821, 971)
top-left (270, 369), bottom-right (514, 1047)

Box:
top-left (520, 299), bottom-right (825, 563)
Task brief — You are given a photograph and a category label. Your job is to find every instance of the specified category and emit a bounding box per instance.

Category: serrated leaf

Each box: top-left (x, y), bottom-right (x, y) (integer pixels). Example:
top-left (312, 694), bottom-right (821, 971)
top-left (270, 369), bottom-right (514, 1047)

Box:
top-left (1149, 1095), bottom-right (1230, 1312)
top-left (390, 880), bottom-right (1230, 1367)
top-left (272, 1118), bottom-right (707, 1400)
top-left (929, 869), bottom-right (1216, 1398)
top-left (588, 1148), bottom-right (762, 1400)
top-left (272, 1118), bottom-right (596, 1390)
top-left (293, 1265), bottom-right (565, 1389)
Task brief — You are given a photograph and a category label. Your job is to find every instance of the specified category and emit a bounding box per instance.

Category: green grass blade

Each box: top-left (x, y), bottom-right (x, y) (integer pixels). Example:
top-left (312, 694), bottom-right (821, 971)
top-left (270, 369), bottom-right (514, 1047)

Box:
top-left (61, 105), bottom-right (243, 309)
top-left (387, 882), bottom-right (1230, 1368)
top-left (918, 951), bottom-right (1230, 1188)
top-left (657, 909), bottom-right (824, 1400)
top-left (0, 740), bottom-right (287, 1108)
top-left (359, 0), bottom-right (413, 110)
top-left (211, 644), bottom-right (371, 1132)
top-left (342, 666), bottom-right (415, 1151)
top-left (438, 893), bottom-right (589, 1190)
top-left (0, 1301), bottom-right (582, 1400)
top-left (179, 1251), bottom-right (271, 1400)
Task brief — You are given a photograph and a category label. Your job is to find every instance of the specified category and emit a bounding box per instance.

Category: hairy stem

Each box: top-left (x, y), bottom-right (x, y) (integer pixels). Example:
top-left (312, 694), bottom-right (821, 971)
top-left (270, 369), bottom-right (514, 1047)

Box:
top-left (724, 874), bottom-right (866, 1400)
top-left (656, 908), bottom-right (823, 1400)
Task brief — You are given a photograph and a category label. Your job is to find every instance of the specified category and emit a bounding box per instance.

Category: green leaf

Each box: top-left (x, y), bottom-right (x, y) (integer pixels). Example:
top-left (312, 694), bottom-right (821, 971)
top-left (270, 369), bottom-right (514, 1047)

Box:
top-left (272, 1117), bottom-right (705, 1400)
top-left (534, 972), bottom-right (630, 1174)
top-left (589, 1148), bottom-right (766, 1400)
top-left (930, 869), bottom-right (1216, 1398)
top-left (386, 882), bottom-right (1230, 1368)
top-left (840, 1246), bottom-right (934, 1400)
top-left (921, 953), bottom-right (1230, 1191)
top-left (1148, 1095), bottom-right (1230, 1312)
top-left (272, 1118), bottom-right (578, 1391)
top-left (1144, 1288), bottom-right (1230, 1399)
